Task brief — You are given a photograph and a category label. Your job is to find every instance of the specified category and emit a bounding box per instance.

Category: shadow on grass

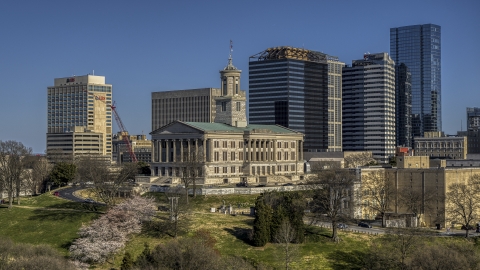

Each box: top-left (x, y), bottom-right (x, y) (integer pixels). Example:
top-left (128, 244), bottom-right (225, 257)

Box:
top-left (28, 207), bottom-right (100, 222)
top-left (325, 249), bottom-right (367, 270)
top-left (304, 225), bottom-right (333, 243)
top-left (223, 226), bottom-right (252, 245)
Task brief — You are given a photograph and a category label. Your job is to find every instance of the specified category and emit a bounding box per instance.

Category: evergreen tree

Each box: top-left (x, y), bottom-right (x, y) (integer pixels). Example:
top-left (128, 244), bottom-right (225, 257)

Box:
top-left (252, 197), bottom-right (271, 247)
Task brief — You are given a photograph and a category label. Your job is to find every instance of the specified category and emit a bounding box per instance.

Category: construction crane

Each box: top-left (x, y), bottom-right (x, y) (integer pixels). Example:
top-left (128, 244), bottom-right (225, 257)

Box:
top-left (111, 102), bottom-right (138, 163)
top-left (82, 87), bottom-right (138, 162)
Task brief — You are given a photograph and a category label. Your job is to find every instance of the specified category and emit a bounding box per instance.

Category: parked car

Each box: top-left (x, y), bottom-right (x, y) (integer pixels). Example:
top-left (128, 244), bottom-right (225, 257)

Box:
top-left (337, 223), bottom-right (348, 229)
top-left (84, 198), bottom-right (95, 204)
top-left (358, 222), bottom-right (372, 228)
top-left (461, 224), bottom-right (474, 230)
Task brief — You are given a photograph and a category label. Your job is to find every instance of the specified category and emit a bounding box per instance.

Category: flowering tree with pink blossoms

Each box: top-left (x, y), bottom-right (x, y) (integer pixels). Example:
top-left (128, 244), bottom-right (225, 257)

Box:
top-left (69, 196), bottom-right (156, 264)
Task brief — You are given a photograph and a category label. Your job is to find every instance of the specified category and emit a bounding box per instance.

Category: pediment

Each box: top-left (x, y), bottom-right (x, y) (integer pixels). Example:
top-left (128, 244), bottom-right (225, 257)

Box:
top-left (150, 121), bottom-right (204, 135)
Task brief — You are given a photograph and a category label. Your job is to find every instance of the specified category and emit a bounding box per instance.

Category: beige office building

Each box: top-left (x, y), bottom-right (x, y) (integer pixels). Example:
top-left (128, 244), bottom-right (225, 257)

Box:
top-left (46, 75), bottom-right (112, 159)
top-left (327, 57), bottom-right (344, 152)
top-left (355, 156), bottom-right (480, 227)
top-left (414, 132), bottom-right (467, 159)
top-left (151, 88), bottom-right (223, 132)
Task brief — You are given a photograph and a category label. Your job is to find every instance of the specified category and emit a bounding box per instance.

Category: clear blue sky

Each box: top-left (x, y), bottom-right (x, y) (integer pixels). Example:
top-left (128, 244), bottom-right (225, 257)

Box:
top-left (0, 0), bottom-right (478, 154)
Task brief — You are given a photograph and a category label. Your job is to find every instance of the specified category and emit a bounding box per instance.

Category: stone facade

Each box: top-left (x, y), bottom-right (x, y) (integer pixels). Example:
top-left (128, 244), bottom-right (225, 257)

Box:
top-left (149, 121), bottom-right (304, 185)
top-left (414, 132), bottom-right (467, 159)
top-left (355, 162), bottom-right (480, 227)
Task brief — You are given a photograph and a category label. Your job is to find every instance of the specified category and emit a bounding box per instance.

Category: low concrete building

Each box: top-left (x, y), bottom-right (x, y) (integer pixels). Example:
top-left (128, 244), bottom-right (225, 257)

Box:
top-left (355, 156), bottom-right (480, 227)
top-left (414, 132), bottom-right (467, 159)
top-left (46, 126), bottom-right (106, 160)
top-left (112, 132), bottom-right (152, 163)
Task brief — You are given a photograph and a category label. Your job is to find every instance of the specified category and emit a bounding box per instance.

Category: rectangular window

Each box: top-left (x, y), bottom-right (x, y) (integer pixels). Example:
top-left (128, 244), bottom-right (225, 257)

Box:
top-left (223, 167), bottom-right (228, 173)
top-left (231, 141), bottom-right (236, 148)
top-left (284, 142), bottom-right (288, 148)
top-left (284, 165), bottom-right (288, 171)
top-left (214, 167), bottom-right (219, 173)
top-left (236, 102), bottom-right (241, 111)
top-left (277, 142), bottom-right (281, 148)
top-left (291, 165), bottom-right (295, 171)
top-left (223, 141), bottom-right (228, 148)
top-left (214, 141), bottom-right (219, 148)
top-left (277, 165), bottom-right (282, 172)
top-left (239, 141), bottom-right (244, 148)
top-left (221, 102), bottom-right (227, 112)
top-left (231, 152), bottom-right (235, 161)
top-left (214, 152), bottom-right (219, 161)
top-left (291, 152), bottom-right (295, 160)
top-left (231, 166), bottom-right (235, 173)
top-left (277, 152), bottom-right (282, 160)
top-left (239, 152), bottom-right (244, 161)
top-left (223, 152), bottom-right (227, 161)
top-left (291, 142), bottom-right (295, 148)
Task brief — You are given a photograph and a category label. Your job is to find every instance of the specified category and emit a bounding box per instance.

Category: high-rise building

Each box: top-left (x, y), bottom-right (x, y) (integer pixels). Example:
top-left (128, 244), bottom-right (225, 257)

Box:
top-left (342, 53), bottom-right (396, 163)
top-left (46, 75), bottom-right (112, 158)
top-left (467, 107), bottom-right (480, 130)
top-left (327, 58), bottom-right (345, 152)
top-left (151, 88), bottom-right (222, 132)
top-left (395, 63), bottom-right (412, 148)
top-left (390, 24), bottom-right (441, 137)
top-left (249, 46), bottom-right (339, 152)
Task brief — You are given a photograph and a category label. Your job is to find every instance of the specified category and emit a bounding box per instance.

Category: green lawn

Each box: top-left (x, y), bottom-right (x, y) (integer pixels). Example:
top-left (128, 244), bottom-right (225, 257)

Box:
top-left (1, 191), bottom-right (372, 269)
top-left (101, 193), bottom-right (372, 270)
top-left (0, 190), bottom-right (100, 256)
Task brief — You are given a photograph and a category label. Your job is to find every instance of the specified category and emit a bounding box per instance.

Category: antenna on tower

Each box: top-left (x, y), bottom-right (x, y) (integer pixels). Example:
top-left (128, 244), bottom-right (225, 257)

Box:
top-left (229, 40), bottom-right (233, 60)
top-left (461, 119), bottom-right (463, 131)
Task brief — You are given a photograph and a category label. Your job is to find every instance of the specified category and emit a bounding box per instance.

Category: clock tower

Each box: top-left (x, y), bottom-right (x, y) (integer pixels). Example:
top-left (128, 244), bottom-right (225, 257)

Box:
top-left (214, 46), bottom-right (247, 127)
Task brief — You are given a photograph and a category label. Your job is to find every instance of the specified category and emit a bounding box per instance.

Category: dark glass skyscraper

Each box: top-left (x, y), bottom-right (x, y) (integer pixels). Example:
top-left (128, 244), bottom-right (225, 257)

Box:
top-left (395, 63), bottom-right (412, 148)
top-left (390, 24), bottom-right (441, 137)
top-left (249, 47), bottom-right (329, 152)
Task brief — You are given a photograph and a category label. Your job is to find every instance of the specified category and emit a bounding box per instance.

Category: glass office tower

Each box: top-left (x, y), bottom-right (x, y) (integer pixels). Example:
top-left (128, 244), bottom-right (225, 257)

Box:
top-left (390, 24), bottom-right (441, 138)
top-left (249, 47), bottom-right (329, 152)
top-left (395, 63), bottom-right (412, 148)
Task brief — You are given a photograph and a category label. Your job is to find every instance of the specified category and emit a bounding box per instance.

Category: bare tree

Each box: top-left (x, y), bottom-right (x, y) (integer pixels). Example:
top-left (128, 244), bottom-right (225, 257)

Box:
top-left (176, 147), bottom-right (204, 204)
top-left (0, 140), bottom-right (32, 207)
top-left (163, 186), bottom-right (190, 238)
top-left (309, 168), bottom-right (356, 242)
top-left (397, 186), bottom-right (436, 227)
top-left (361, 170), bottom-right (395, 227)
top-left (344, 152), bottom-right (376, 168)
top-left (364, 228), bottom-right (426, 270)
top-left (445, 174), bottom-right (480, 237)
top-left (274, 219), bottom-right (298, 270)
top-left (22, 155), bottom-right (52, 196)
top-left (76, 155), bottom-right (137, 206)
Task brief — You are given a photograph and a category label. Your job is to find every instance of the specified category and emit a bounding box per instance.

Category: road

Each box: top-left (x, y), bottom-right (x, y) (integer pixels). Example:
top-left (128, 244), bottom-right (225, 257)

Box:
top-left (56, 186), bottom-right (86, 203)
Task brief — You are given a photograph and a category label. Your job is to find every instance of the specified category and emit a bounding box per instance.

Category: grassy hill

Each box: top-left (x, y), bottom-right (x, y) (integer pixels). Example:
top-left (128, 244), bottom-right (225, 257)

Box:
top-left (0, 190), bottom-right (372, 269)
top-left (0, 190), bottom-right (100, 256)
